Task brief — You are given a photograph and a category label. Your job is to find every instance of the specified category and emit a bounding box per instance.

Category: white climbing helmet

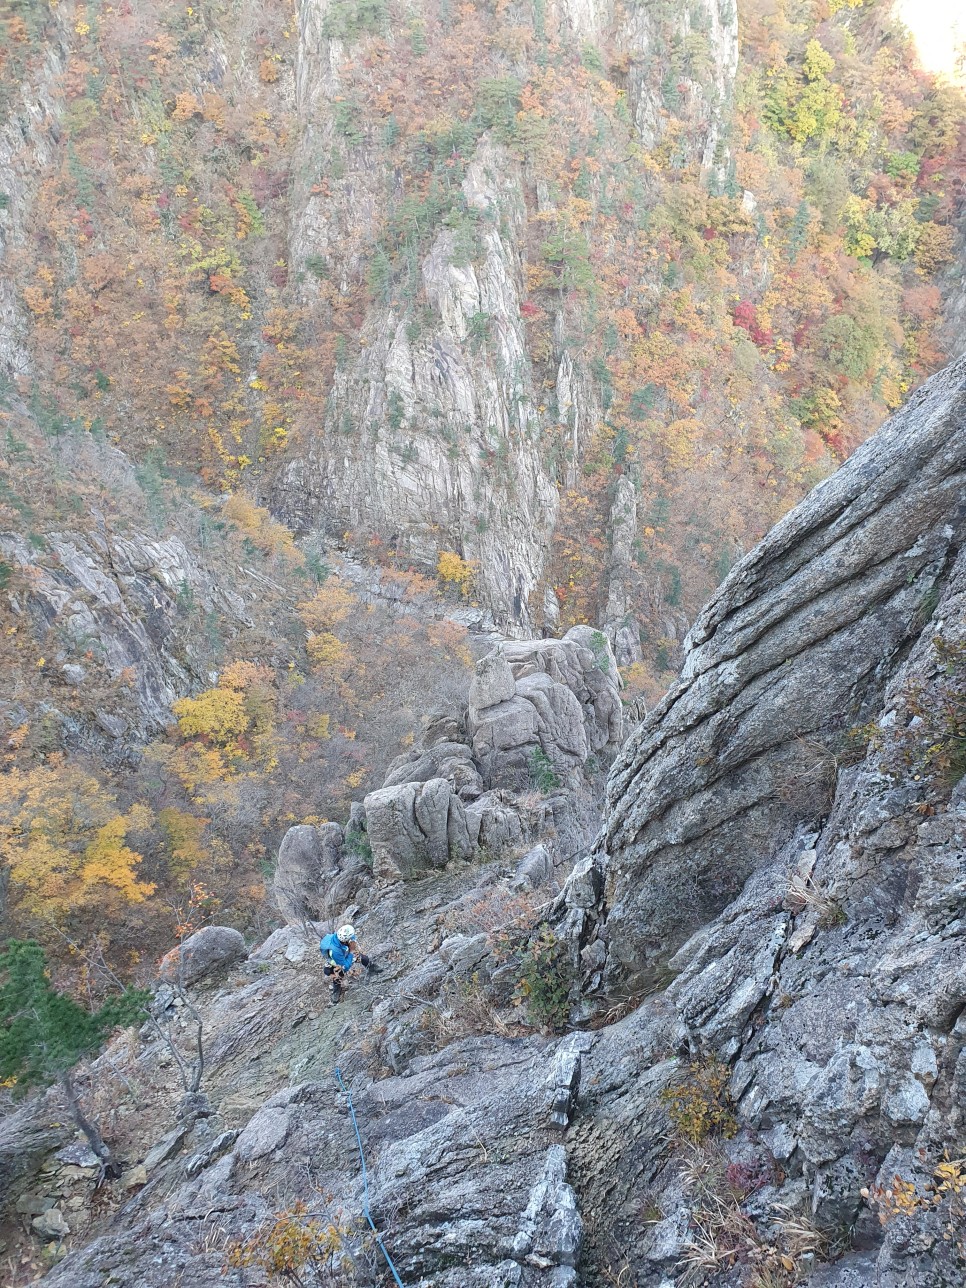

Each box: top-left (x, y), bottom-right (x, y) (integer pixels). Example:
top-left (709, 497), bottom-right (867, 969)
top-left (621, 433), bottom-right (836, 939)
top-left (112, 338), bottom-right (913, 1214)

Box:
top-left (337, 924), bottom-right (356, 943)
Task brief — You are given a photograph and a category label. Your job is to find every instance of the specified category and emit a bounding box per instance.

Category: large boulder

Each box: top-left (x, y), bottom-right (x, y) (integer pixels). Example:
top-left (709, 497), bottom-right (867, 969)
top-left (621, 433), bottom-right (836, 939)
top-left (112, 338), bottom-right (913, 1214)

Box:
top-left (364, 777), bottom-right (474, 880)
top-left (272, 823), bottom-right (343, 923)
top-left (468, 632), bottom-right (622, 790)
top-left (159, 926), bottom-right (246, 986)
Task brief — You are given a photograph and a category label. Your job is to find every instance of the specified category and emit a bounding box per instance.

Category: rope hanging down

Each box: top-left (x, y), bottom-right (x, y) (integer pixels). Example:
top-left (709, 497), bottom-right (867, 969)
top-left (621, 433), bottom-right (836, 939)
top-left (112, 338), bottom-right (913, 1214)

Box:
top-left (335, 1067), bottom-right (406, 1288)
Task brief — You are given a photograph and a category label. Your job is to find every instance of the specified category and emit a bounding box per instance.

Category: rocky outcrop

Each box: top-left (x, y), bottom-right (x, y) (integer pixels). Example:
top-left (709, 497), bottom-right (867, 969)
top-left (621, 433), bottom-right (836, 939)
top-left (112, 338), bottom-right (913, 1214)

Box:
top-left (382, 738), bottom-right (484, 799)
top-left (364, 776), bottom-right (475, 880)
top-left (272, 818), bottom-right (372, 924)
top-left (277, 130), bottom-right (560, 632)
top-left (561, 356), bottom-right (966, 988)
top-left (469, 630), bottom-right (623, 791)
top-left (272, 822), bottom-right (344, 922)
top-left (267, 626), bottom-right (623, 912)
top-left (273, 626), bottom-right (626, 895)
top-left (603, 477), bottom-right (644, 667)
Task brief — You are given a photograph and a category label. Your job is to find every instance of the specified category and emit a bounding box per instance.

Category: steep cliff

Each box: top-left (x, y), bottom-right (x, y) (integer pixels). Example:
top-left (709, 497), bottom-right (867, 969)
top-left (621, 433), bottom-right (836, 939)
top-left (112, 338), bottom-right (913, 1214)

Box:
top-left (273, 0), bottom-right (739, 633)
top-left (562, 354), bottom-right (966, 988)
top-left (2, 0), bottom-right (963, 692)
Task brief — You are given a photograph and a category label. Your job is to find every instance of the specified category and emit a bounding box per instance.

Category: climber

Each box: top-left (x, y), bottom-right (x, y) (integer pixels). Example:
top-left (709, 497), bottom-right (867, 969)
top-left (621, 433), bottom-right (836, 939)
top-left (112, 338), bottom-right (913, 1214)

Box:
top-left (319, 924), bottom-right (381, 1004)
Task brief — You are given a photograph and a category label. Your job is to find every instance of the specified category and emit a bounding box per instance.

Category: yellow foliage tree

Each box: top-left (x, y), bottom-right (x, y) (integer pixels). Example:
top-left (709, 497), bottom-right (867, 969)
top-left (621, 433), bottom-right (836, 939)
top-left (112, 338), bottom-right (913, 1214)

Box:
top-left (437, 551), bottom-right (477, 597)
top-left (171, 661), bottom-right (279, 774)
top-left (296, 580), bottom-right (356, 634)
top-left (306, 631), bottom-right (348, 668)
top-left (173, 686), bottom-right (249, 744)
top-left (158, 807), bottom-right (210, 881)
top-left (223, 493), bottom-right (302, 564)
top-left (297, 580), bottom-right (358, 670)
top-left (80, 807), bottom-right (155, 902)
top-left (0, 763), bottom-right (155, 930)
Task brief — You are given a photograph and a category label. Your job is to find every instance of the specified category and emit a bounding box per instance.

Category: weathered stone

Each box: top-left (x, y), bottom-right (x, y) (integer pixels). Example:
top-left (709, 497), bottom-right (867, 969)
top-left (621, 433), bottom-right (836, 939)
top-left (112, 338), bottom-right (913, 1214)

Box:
top-left (32, 1208), bottom-right (69, 1240)
top-left (469, 649), bottom-right (517, 713)
top-left (248, 924), bottom-right (319, 964)
top-left (234, 1107), bottom-right (291, 1163)
top-left (0, 1097), bottom-right (73, 1201)
top-left (465, 792), bottom-right (524, 857)
top-left (512, 843), bottom-right (555, 892)
top-left (563, 356), bottom-right (966, 984)
top-left (53, 1143), bottom-right (100, 1169)
top-left (382, 741), bottom-right (483, 799)
top-left (185, 1131), bottom-right (240, 1179)
top-left (364, 777), bottom-right (473, 879)
top-left (16, 1195), bottom-right (56, 1216)
top-left (467, 634), bottom-right (622, 792)
top-left (274, 823), bottom-right (343, 923)
top-left (143, 1123), bottom-right (191, 1171)
top-left (159, 926), bottom-right (246, 986)
top-left (546, 1037), bottom-right (583, 1131)
top-left (882, 1076), bottom-right (930, 1126)
top-left (513, 1146), bottom-right (582, 1270)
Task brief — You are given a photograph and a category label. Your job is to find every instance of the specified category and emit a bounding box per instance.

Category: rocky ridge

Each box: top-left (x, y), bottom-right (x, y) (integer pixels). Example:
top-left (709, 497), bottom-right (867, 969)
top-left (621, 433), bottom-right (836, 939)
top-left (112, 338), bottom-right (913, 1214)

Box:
top-left (559, 354), bottom-right (966, 989)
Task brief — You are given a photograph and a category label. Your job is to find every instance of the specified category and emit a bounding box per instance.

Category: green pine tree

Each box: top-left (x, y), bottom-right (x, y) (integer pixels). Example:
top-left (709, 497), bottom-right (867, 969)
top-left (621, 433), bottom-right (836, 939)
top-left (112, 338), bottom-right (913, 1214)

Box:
top-left (0, 939), bottom-right (150, 1174)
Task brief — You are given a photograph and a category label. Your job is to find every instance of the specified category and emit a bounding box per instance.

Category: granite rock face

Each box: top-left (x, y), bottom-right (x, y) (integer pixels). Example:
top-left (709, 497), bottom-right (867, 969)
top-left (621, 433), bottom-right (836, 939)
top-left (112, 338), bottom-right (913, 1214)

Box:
top-left (364, 776), bottom-right (475, 880)
top-left (561, 356), bottom-right (966, 986)
top-left (0, 14), bottom-right (69, 378)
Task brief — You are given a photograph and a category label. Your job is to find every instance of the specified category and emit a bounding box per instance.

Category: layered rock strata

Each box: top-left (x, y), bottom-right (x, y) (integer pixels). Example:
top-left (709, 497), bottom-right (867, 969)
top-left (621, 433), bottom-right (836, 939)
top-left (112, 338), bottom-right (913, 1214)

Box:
top-left (559, 355), bottom-right (966, 988)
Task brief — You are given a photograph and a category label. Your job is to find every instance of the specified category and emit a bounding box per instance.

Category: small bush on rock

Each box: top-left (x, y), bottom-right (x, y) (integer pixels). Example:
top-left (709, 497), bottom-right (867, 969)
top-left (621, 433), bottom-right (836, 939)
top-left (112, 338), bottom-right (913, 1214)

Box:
top-left (513, 923), bottom-right (573, 1031)
top-left (878, 636), bottom-right (966, 793)
top-left (224, 1200), bottom-right (362, 1284)
top-left (343, 825), bottom-right (372, 866)
top-left (660, 1057), bottom-right (737, 1146)
top-left (527, 746), bottom-right (561, 792)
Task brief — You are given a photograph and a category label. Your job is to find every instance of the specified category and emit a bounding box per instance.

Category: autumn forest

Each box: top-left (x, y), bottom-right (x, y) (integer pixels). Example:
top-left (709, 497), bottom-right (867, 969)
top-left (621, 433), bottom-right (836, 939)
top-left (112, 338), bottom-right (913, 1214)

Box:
top-left (1, 0), bottom-right (964, 989)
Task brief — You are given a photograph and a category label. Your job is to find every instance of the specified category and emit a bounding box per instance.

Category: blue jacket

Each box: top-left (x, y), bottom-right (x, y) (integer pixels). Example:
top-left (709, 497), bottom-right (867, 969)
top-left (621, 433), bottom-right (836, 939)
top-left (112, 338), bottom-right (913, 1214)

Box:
top-left (320, 933), bottom-right (354, 971)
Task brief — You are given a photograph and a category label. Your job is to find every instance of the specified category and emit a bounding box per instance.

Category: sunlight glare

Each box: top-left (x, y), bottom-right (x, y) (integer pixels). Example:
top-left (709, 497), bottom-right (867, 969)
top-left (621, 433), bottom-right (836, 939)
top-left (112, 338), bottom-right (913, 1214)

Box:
top-left (894, 0), bottom-right (966, 84)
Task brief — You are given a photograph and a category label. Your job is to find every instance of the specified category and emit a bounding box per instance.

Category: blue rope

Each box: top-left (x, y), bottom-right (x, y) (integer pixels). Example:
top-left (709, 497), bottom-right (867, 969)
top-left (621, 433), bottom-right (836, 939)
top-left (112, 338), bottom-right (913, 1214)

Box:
top-left (335, 1067), bottom-right (406, 1288)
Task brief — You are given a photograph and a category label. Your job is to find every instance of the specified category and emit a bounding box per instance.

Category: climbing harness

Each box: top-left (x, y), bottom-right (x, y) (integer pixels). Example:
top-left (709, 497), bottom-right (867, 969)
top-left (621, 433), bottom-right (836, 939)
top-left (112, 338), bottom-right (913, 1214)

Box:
top-left (334, 1067), bottom-right (406, 1288)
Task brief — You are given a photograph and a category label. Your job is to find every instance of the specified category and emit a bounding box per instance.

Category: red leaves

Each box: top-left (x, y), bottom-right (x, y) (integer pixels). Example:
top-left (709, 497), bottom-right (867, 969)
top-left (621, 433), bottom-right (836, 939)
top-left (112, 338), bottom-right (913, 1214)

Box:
top-left (732, 300), bottom-right (772, 349)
